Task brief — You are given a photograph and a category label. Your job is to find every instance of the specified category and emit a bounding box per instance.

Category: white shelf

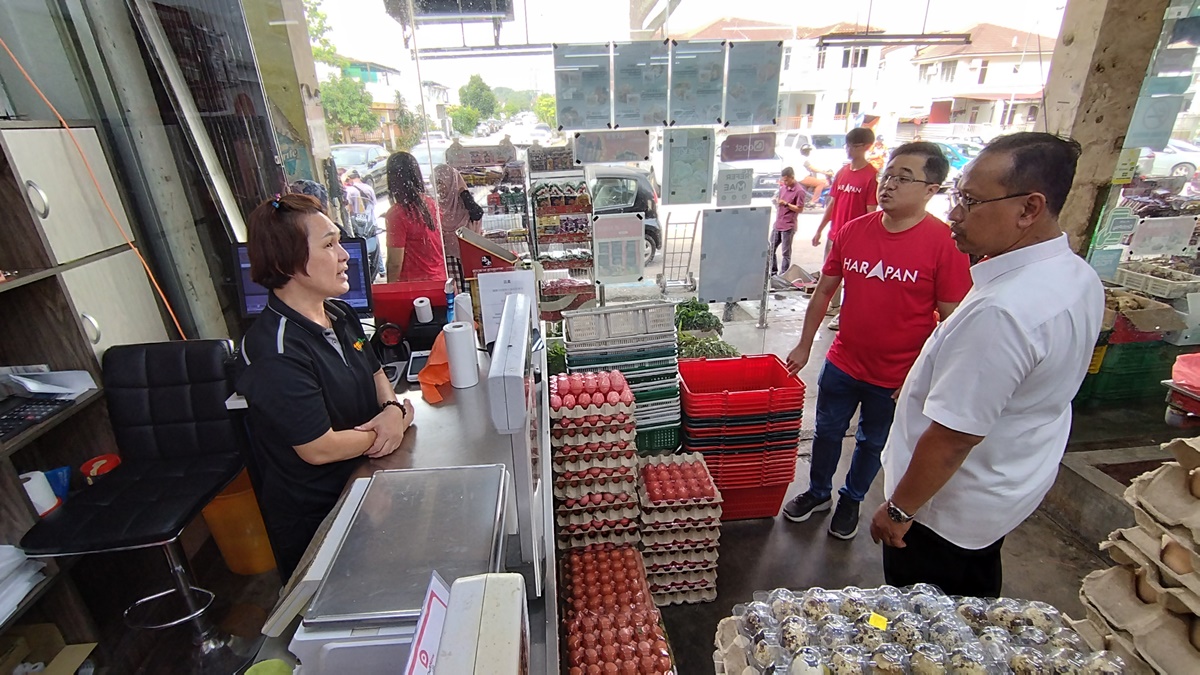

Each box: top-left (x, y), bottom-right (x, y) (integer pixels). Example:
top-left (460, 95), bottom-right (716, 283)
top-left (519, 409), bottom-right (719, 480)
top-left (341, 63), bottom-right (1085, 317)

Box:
top-left (530, 170), bottom-right (585, 180)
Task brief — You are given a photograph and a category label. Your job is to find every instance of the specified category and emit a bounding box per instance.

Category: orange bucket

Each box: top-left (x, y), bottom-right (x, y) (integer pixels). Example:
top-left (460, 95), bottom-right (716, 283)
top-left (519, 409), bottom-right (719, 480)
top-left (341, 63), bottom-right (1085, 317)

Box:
top-left (201, 470), bottom-right (276, 575)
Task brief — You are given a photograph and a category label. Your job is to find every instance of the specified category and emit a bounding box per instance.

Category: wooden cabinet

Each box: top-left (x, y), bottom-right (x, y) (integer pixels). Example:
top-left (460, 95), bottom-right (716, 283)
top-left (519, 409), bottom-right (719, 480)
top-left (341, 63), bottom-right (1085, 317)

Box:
top-left (0, 127), bottom-right (133, 265)
top-left (62, 249), bottom-right (170, 359)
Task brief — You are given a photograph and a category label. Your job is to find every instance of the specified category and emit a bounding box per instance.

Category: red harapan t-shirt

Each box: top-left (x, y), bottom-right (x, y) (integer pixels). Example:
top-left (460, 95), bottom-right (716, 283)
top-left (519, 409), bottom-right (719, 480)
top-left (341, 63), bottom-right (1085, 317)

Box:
top-left (829, 164), bottom-right (879, 236)
top-left (822, 211), bottom-right (973, 389)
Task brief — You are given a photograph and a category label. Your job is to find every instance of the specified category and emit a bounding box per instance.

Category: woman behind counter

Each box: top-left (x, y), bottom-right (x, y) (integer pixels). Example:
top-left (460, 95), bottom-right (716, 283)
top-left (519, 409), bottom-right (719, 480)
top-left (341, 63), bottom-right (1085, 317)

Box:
top-left (385, 152), bottom-right (447, 283)
top-left (237, 193), bottom-right (415, 579)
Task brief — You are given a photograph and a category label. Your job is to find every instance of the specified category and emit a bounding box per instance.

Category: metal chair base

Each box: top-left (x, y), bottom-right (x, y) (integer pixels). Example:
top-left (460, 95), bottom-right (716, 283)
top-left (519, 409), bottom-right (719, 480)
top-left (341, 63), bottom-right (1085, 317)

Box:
top-left (124, 585), bottom-right (216, 630)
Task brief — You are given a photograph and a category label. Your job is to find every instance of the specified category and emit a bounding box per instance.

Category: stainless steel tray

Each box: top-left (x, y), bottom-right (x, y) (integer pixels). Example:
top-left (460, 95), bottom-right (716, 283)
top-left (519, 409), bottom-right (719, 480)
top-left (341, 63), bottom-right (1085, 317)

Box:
top-left (304, 465), bottom-right (508, 628)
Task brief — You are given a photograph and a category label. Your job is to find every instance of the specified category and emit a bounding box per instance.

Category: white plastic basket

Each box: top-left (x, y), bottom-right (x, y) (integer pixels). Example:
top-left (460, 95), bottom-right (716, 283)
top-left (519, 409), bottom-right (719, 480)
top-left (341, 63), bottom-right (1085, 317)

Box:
top-left (564, 301), bottom-right (676, 342)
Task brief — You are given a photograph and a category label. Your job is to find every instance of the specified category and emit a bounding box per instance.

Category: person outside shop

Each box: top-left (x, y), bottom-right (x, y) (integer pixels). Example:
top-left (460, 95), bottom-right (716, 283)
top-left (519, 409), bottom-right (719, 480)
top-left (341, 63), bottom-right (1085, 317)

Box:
top-left (798, 144), bottom-right (831, 210)
top-left (385, 152), bottom-right (447, 283)
top-left (433, 164), bottom-right (484, 289)
top-left (812, 127), bottom-right (880, 330)
top-left (783, 142), bottom-right (972, 540)
top-left (870, 133), bottom-right (1104, 597)
top-left (867, 137), bottom-right (889, 173)
top-left (770, 167), bottom-right (805, 276)
top-left (343, 170), bottom-right (382, 280)
top-left (236, 194), bottom-right (415, 579)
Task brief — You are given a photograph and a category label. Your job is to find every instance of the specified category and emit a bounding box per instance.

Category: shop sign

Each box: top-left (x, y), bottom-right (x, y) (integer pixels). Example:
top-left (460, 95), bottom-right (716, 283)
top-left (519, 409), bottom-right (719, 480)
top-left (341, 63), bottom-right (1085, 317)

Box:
top-left (1112, 148), bottom-right (1142, 185)
top-left (592, 213), bottom-right (646, 283)
top-left (1129, 215), bottom-right (1198, 257)
top-left (720, 132), bottom-right (776, 162)
top-left (662, 127), bottom-right (716, 205)
top-left (723, 41), bottom-right (783, 126)
top-left (1088, 248), bottom-right (1123, 281)
top-left (404, 571), bottom-right (451, 675)
top-left (573, 129), bottom-right (651, 164)
top-left (613, 41), bottom-right (669, 128)
top-left (669, 40), bottom-right (726, 126)
top-left (715, 168), bottom-right (754, 206)
top-left (554, 43), bottom-right (613, 131)
top-left (1126, 94), bottom-right (1186, 150)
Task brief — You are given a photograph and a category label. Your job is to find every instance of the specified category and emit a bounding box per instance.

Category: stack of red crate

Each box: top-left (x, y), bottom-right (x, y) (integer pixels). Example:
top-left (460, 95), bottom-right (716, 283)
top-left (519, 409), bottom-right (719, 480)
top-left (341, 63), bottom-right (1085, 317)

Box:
top-left (679, 355), bottom-right (806, 520)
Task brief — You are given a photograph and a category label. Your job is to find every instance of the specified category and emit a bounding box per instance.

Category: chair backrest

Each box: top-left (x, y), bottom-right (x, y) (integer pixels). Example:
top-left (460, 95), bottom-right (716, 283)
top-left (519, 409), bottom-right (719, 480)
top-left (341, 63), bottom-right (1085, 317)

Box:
top-left (102, 340), bottom-right (242, 461)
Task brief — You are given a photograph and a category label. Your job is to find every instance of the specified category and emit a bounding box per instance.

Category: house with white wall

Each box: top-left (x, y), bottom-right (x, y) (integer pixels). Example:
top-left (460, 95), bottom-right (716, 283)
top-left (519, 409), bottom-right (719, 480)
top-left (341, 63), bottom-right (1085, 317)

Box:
top-left (778, 23), bottom-right (889, 131)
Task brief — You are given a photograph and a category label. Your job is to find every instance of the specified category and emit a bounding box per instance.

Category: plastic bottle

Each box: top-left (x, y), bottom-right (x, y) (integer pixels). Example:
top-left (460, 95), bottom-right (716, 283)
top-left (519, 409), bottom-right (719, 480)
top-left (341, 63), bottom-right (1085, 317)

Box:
top-left (445, 278), bottom-right (456, 322)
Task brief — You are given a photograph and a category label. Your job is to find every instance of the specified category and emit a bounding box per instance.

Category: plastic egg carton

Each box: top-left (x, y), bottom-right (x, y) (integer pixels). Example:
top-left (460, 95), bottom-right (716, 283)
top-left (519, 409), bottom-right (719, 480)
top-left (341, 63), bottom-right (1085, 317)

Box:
top-left (557, 524), bottom-right (642, 550)
top-left (553, 473), bottom-right (639, 501)
top-left (551, 426), bottom-right (638, 447)
top-left (652, 584), bottom-right (718, 607)
top-left (641, 527), bottom-right (721, 550)
top-left (555, 503), bottom-right (640, 528)
top-left (552, 448), bottom-right (638, 474)
top-left (549, 400), bottom-right (635, 422)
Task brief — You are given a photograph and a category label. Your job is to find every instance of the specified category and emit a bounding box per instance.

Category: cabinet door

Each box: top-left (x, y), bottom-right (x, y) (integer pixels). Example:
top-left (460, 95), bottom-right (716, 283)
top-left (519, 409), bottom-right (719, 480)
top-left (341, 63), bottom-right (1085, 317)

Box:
top-left (62, 249), bottom-right (169, 359)
top-left (0, 127), bottom-right (131, 264)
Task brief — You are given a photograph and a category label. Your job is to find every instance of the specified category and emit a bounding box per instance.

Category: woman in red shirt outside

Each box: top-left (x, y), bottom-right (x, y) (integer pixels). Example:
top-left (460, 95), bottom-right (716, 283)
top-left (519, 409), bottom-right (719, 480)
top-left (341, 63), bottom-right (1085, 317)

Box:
top-left (385, 152), bottom-right (447, 282)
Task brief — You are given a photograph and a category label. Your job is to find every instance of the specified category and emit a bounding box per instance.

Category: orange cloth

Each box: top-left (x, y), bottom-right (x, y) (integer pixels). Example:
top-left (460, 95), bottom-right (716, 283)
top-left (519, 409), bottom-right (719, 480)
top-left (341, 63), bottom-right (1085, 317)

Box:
top-left (417, 332), bottom-right (451, 403)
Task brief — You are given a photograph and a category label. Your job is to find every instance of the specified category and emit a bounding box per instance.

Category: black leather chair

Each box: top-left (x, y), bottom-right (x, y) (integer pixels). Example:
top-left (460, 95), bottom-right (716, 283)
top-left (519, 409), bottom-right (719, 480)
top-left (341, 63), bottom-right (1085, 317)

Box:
top-left (20, 340), bottom-right (256, 670)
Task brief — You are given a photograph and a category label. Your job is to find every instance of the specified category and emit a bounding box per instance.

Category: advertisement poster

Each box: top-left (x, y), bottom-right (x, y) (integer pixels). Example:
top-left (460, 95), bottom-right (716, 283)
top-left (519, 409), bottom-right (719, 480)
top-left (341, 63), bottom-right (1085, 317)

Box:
top-left (592, 213), bottom-right (645, 283)
top-left (573, 130), bottom-right (651, 164)
top-left (613, 41), bottom-right (669, 127)
top-left (669, 40), bottom-right (726, 126)
top-left (723, 41), bottom-right (783, 126)
top-left (1129, 215), bottom-right (1197, 257)
top-left (554, 44), bottom-right (612, 130)
top-left (698, 207), bottom-right (771, 303)
top-left (715, 168), bottom-right (753, 207)
top-left (720, 132), bottom-right (776, 162)
top-left (662, 127), bottom-right (716, 205)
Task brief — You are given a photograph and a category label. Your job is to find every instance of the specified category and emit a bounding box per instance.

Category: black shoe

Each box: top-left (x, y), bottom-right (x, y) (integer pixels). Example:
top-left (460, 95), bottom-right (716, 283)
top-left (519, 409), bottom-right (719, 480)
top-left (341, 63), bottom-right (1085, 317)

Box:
top-left (828, 498), bottom-right (860, 539)
top-left (782, 491), bottom-right (832, 523)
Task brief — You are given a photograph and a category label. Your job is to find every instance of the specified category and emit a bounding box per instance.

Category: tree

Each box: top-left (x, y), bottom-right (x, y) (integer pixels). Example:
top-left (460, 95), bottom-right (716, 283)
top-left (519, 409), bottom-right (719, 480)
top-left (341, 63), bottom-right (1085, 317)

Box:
top-left (302, 0), bottom-right (345, 66)
top-left (534, 94), bottom-right (556, 128)
top-left (502, 100), bottom-right (522, 118)
top-left (448, 105), bottom-right (481, 136)
top-left (321, 75), bottom-right (378, 142)
top-left (458, 75), bottom-right (497, 118)
top-left (392, 92), bottom-right (425, 151)
top-left (494, 87), bottom-right (537, 114)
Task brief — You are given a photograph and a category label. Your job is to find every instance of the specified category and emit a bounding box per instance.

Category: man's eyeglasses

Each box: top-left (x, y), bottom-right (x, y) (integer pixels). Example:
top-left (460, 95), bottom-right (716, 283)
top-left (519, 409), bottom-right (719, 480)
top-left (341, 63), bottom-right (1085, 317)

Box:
top-left (948, 189), bottom-right (1034, 213)
top-left (880, 174), bottom-right (937, 187)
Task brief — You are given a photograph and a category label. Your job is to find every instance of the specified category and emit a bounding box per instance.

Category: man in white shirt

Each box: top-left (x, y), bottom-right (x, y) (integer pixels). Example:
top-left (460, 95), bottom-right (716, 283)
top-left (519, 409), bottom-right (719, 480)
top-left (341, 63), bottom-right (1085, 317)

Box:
top-left (869, 133), bottom-right (1104, 597)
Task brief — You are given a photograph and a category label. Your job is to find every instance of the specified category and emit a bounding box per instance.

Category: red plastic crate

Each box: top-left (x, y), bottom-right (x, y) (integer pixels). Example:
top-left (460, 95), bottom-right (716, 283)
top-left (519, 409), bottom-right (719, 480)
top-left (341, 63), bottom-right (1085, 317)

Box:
top-left (680, 356), bottom-right (806, 416)
top-left (681, 417), bottom-right (803, 439)
top-left (1108, 315), bottom-right (1164, 345)
top-left (719, 485), bottom-right (790, 520)
top-left (703, 450), bottom-right (798, 489)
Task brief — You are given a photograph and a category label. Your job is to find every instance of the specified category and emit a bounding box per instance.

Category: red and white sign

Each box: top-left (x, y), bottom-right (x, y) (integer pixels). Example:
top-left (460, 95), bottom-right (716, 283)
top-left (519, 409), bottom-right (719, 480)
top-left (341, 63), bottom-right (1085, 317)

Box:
top-left (404, 572), bottom-right (452, 675)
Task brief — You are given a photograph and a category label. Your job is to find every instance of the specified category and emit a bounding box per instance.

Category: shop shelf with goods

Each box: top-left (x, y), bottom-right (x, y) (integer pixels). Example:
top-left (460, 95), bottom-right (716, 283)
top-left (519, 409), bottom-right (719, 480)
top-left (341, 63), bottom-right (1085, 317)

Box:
top-left (1076, 436), bottom-right (1200, 674)
top-left (449, 139), bottom-right (532, 260)
top-left (716, 582), bottom-right (1132, 674)
top-left (638, 453), bottom-right (721, 606)
top-left (678, 355), bottom-right (806, 520)
top-left (528, 169), bottom-right (597, 322)
top-left (562, 302), bottom-right (683, 455)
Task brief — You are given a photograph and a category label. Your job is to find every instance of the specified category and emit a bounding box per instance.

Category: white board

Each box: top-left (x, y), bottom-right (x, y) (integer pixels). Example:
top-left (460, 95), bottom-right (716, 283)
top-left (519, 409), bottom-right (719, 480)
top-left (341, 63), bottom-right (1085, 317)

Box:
top-left (697, 207), bottom-right (771, 303)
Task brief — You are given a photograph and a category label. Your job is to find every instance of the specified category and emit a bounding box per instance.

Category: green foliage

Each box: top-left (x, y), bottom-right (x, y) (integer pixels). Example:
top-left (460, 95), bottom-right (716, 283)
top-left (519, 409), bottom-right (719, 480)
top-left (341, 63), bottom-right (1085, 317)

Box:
top-left (494, 87), bottom-right (537, 114)
top-left (448, 105), bottom-right (481, 136)
top-left (547, 340), bottom-right (568, 375)
top-left (302, 0), bottom-right (345, 66)
top-left (391, 93), bottom-right (425, 151)
top-left (534, 94), bottom-right (556, 127)
top-left (503, 100), bottom-right (523, 117)
top-left (321, 75), bottom-right (378, 143)
top-left (678, 332), bottom-right (740, 359)
top-left (458, 75), bottom-right (497, 118)
top-left (675, 298), bottom-right (723, 335)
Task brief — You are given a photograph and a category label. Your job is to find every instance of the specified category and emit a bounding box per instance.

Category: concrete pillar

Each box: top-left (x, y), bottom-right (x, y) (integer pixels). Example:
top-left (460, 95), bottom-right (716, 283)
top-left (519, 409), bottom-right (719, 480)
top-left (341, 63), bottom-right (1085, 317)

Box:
top-left (1044, 0), bottom-right (1171, 254)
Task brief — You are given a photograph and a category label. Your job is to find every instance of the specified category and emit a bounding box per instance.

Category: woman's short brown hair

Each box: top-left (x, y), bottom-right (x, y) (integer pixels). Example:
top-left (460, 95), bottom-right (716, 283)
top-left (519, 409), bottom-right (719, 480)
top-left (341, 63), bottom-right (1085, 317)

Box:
top-left (246, 193), bottom-right (326, 289)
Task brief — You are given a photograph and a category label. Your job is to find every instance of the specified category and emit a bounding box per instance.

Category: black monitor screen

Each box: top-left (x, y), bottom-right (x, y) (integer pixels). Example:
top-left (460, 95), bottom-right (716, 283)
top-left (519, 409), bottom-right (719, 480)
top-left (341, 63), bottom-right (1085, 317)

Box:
top-left (233, 238), bottom-right (373, 317)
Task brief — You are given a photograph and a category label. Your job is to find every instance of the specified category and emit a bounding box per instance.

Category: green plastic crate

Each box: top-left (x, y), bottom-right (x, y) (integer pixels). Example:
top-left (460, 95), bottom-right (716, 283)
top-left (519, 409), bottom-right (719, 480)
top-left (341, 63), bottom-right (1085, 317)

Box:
top-left (1089, 367), bottom-right (1170, 402)
top-left (636, 424), bottom-right (680, 455)
top-left (1098, 342), bottom-right (1174, 374)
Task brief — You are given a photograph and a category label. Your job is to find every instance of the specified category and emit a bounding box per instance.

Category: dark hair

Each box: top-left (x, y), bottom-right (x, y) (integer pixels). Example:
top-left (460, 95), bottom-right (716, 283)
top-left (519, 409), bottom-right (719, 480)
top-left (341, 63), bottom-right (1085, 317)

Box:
top-left (889, 141), bottom-right (950, 186)
top-left (781, 166), bottom-right (795, 178)
top-left (847, 127), bottom-right (875, 146)
top-left (387, 152), bottom-right (435, 231)
top-left (247, 193), bottom-right (326, 289)
top-left (980, 132), bottom-right (1082, 216)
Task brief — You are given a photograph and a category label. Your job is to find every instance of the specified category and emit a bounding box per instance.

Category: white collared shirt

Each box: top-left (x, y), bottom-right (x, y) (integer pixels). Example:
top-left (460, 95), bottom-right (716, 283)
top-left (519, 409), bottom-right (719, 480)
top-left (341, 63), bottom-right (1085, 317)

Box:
top-left (882, 234), bottom-right (1104, 549)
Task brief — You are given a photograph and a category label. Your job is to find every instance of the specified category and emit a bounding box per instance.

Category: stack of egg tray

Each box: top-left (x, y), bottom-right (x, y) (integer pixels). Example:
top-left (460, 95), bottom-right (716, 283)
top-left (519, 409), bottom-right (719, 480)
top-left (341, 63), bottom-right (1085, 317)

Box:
top-left (638, 453), bottom-right (722, 606)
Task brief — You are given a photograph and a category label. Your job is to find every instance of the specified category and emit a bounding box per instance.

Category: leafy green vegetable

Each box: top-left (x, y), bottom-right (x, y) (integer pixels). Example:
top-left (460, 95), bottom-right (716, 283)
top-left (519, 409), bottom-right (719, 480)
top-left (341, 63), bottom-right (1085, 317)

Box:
top-left (678, 332), bottom-right (740, 359)
top-left (675, 298), bottom-right (723, 335)
top-left (547, 340), bottom-right (567, 375)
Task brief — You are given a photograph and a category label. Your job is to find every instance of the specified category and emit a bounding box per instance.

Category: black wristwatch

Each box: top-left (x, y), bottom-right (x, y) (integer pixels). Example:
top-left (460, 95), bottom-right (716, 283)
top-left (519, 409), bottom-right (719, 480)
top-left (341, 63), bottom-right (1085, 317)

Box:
top-left (886, 500), bottom-right (915, 523)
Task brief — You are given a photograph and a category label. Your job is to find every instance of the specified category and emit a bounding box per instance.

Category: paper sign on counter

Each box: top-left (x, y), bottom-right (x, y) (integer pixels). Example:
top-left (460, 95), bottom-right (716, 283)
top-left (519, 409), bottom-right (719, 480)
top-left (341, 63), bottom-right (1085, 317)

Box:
top-left (476, 269), bottom-right (537, 345)
top-left (404, 571), bottom-right (451, 675)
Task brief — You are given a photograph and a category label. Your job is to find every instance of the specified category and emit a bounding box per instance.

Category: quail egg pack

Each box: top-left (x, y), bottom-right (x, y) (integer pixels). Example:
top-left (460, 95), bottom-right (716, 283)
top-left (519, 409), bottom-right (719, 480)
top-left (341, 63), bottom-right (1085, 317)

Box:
top-left (715, 584), bottom-right (1128, 674)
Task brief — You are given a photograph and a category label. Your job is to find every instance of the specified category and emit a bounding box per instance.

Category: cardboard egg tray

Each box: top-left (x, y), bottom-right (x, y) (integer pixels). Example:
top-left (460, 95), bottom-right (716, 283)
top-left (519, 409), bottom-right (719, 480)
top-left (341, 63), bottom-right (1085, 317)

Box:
top-left (552, 448), bottom-right (638, 474)
top-left (557, 524), bottom-right (642, 550)
top-left (638, 453), bottom-right (723, 510)
top-left (549, 399), bottom-right (635, 422)
top-left (1106, 526), bottom-right (1200, 597)
top-left (643, 546), bottom-right (720, 572)
top-left (641, 527), bottom-right (721, 550)
top-left (552, 442), bottom-right (636, 458)
top-left (556, 492), bottom-right (639, 514)
top-left (552, 409), bottom-right (634, 427)
top-left (553, 473), bottom-right (639, 501)
top-left (1080, 569), bottom-right (1200, 675)
top-left (558, 543), bottom-right (654, 605)
top-left (651, 584), bottom-right (718, 607)
top-left (558, 517), bottom-right (641, 537)
top-left (646, 568), bottom-right (716, 587)
top-left (555, 503), bottom-right (640, 528)
top-left (554, 464), bottom-right (635, 488)
top-left (1126, 462), bottom-right (1200, 542)
top-left (551, 426), bottom-right (638, 447)
top-left (641, 516), bottom-right (722, 533)
top-left (640, 503), bottom-right (723, 526)
top-left (1103, 530), bottom-right (1200, 616)
top-left (1127, 500), bottom-right (1200, 583)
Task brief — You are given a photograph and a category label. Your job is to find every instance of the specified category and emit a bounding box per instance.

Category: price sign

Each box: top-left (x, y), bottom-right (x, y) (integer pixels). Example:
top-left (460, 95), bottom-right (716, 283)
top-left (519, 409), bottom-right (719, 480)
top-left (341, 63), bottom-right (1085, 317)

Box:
top-left (716, 168), bottom-right (754, 207)
top-left (404, 571), bottom-right (452, 675)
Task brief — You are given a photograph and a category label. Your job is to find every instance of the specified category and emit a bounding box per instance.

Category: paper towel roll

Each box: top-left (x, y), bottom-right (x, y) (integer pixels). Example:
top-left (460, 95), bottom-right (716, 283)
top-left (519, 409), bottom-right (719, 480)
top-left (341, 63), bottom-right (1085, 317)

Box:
top-left (444, 322), bottom-right (479, 388)
top-left (413, 296), bottom-right (433, 323)
top-left (454, 292), bottom-right (473, 324)
top-left (20, 471), bottom-right (58, 516)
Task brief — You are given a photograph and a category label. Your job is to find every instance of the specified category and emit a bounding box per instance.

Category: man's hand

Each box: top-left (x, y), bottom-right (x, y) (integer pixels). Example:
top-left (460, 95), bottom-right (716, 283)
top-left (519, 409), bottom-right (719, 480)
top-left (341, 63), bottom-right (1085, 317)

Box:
top-left (811, 231), bottom-right (823, 247)
top-left (356, 399), bottom-right (415, 458)
top-left (869, 502), bottom-right (912, 548)
top-left (785, 342), bottom-right (812, 376)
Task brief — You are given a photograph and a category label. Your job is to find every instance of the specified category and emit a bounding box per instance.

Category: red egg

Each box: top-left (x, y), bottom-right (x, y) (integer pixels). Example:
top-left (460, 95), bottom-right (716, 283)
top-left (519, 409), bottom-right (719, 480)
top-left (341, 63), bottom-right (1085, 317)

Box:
top-left (563, 394), bottom-right (577, 408)
top-left (619, 390), bottom-right (634, 404)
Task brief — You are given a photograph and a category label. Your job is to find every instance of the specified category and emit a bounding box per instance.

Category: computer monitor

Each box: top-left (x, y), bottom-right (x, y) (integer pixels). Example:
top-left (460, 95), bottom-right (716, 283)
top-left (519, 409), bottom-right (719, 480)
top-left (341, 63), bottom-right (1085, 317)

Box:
top-left (232, 238), bottom-right (374, 317)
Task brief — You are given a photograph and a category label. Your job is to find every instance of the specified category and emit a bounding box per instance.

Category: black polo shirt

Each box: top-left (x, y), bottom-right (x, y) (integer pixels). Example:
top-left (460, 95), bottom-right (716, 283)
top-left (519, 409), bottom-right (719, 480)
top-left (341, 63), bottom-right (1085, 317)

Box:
top-left (236, 293), bottom-right (381, 577)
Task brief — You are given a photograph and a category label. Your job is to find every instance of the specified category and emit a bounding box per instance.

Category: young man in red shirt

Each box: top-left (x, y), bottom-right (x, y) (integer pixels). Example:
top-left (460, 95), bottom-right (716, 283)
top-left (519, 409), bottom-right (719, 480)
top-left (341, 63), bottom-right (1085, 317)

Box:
top-left (812, 127), bottom-right (880, 330)
top-left (782, 142), bottom-right (972, 540)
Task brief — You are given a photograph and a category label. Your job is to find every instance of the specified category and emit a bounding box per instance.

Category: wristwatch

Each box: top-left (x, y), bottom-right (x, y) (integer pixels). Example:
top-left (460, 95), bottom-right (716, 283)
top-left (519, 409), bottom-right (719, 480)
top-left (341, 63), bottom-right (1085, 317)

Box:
top-left (886, 500), bottom-right (915, 523)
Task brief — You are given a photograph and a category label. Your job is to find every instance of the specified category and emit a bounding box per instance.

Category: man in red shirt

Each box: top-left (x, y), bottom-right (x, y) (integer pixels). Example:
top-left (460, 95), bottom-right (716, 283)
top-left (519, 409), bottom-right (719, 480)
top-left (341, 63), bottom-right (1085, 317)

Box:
top-left (782, 142), bottom-right (972, 540)
top-left (812, 127), bottom-right (880, 330)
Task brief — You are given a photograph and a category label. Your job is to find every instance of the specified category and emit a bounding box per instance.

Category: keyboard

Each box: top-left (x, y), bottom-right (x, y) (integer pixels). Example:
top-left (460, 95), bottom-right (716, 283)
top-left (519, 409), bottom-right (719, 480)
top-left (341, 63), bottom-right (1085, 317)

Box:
top-left (0, 398), bottom-right (73, 442)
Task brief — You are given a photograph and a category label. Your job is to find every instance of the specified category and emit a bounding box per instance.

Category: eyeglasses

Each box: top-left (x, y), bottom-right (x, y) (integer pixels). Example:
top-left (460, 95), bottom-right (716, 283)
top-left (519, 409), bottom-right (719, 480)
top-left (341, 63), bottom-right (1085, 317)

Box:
top-left (880, 174), bottom-right (937, 187)
top-left (948, 189), bottom-right (1034, 213)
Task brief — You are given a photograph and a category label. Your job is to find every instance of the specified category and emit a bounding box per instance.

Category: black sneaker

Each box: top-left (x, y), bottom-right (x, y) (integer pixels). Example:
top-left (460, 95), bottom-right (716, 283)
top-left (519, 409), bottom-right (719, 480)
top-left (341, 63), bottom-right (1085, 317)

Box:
top-left (828, 498), bottom-right (860, 539)
top-left (782, 491), bottom-right (832, 523)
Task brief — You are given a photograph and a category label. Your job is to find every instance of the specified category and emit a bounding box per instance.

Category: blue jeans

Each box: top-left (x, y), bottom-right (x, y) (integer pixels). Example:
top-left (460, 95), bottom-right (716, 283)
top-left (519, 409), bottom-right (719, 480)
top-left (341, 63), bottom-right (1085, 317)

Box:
top-left (808, 361), bottom-right (897, 503)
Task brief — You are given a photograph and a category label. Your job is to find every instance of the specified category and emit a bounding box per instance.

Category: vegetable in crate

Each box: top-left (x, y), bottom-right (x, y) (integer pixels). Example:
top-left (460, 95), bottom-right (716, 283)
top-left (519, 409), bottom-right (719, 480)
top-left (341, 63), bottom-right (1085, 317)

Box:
top-left (547, 340), bottom-right (567, 375)
top-left (675, 298), bottom-right (724, 334)
top-left (678, 332), bottom-right (740, 359)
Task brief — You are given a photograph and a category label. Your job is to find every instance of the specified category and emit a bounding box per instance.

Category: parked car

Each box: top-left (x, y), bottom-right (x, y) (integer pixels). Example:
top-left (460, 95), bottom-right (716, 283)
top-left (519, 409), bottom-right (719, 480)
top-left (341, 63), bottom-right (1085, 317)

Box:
top-left (585, 165), bottom-right (662, 264)
top-left (407, 144), bottom-right (449, 191)
top-left (1139, 139), bottom-right (1200, 177)
top-left (932, 142), bottom-right (970, 190)
top-left (330, 143), bottom-right (389, 193)
top-left (421, 131), bottom-right (450, 146)
top-left (777, 130), bottom-right (849, 176)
